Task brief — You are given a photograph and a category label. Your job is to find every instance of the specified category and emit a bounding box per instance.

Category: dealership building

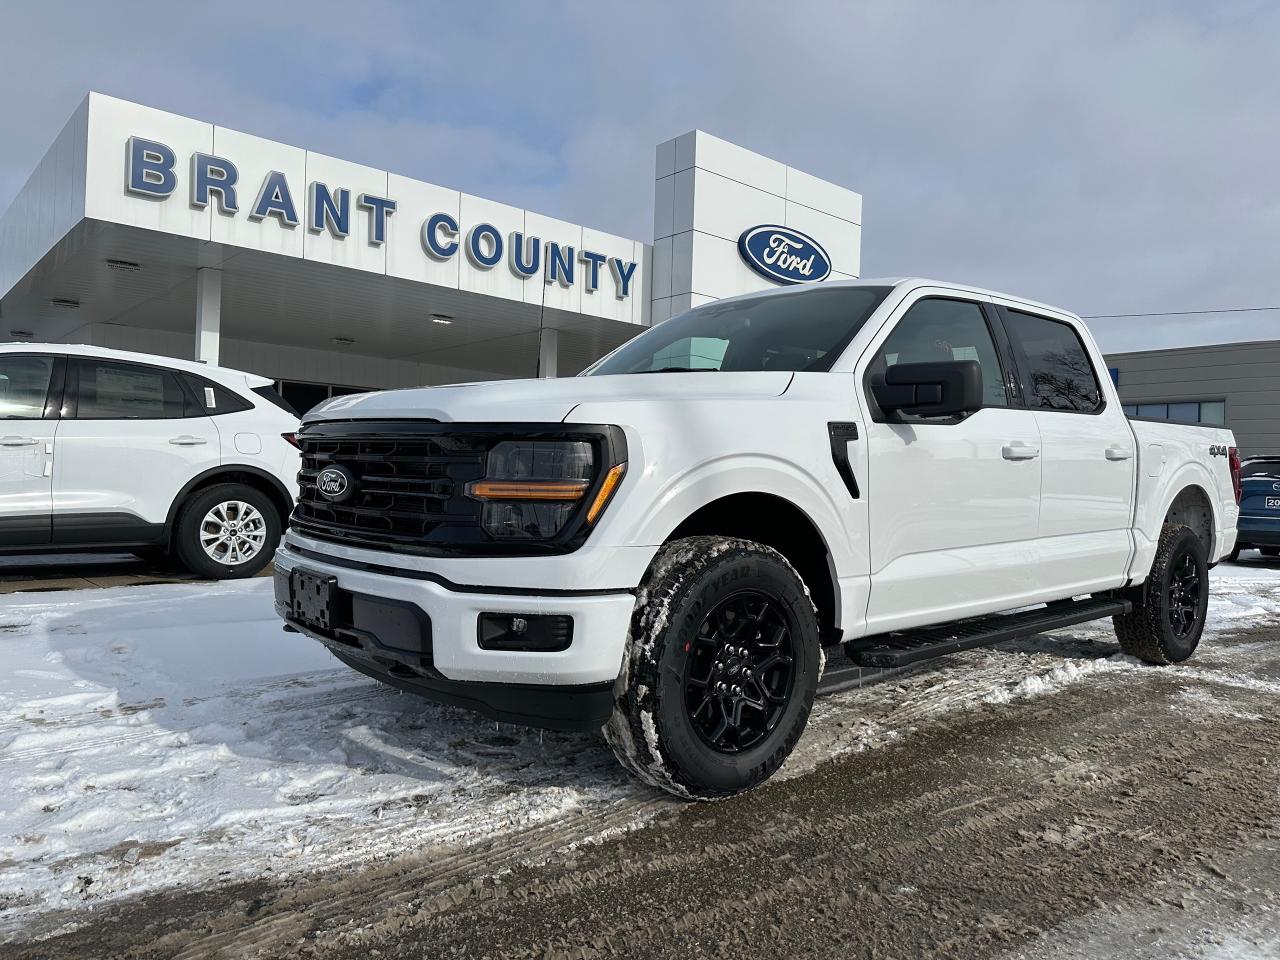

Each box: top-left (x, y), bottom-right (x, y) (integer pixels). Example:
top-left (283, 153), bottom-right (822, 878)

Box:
top-left (0, 93), bottom-right (861, 412)
top-left (3, 93), bottom-right (1270, 452)
top-left (1107, 340), bottom-right (1279, 457)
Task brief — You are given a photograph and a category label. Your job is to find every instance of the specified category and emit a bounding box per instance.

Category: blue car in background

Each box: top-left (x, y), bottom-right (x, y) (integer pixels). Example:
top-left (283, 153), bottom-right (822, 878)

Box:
top-left (1230, 457), bottom-right (1280, 561)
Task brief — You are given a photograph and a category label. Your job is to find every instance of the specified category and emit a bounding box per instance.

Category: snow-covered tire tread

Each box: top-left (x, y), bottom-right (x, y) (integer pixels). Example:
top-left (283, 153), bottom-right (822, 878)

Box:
top-left (1113, 522), bottom-right (1207, 665)
top-left (603, 535), bottom-right (820, 801)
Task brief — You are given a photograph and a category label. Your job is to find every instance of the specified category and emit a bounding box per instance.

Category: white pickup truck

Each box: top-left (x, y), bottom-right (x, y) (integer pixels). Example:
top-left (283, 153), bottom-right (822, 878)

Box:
top-left (274, 278), bottom-right (1241, 798)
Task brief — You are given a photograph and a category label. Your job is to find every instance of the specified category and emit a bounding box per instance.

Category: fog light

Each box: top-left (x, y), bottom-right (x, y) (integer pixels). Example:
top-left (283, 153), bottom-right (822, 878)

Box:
top-left (477, 613), bottom-right (573, 652)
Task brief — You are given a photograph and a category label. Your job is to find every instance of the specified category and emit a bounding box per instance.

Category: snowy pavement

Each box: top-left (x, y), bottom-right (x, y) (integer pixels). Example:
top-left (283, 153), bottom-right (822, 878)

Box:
top-left (2, 560), bottom-right (1280, 939)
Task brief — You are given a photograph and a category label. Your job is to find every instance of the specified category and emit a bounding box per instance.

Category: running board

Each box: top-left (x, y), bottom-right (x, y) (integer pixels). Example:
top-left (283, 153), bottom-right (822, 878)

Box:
top-left (844, 597), bottom-right (1132, 669)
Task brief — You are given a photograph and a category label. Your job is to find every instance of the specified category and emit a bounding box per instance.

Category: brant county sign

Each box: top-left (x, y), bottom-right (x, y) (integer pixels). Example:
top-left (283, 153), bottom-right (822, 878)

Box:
top-left (123, 136), bottom-right (640, 301)
top-left (737, 225), bottom-right (832, 285)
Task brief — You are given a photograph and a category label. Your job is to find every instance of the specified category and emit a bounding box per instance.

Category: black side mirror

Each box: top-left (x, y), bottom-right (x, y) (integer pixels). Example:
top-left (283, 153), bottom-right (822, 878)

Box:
top-left (872, 360), bottom-right (983, 418)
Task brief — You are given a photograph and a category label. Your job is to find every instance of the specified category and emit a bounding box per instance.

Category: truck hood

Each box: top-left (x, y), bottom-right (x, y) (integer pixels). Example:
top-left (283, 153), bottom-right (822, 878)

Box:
top-left (304, 371), bottom-right (795, 424)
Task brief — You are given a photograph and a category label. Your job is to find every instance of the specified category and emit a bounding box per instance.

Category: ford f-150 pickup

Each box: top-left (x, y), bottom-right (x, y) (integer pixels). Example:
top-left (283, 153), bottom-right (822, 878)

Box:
top-left (274, 278), bottom-right (1241, 798)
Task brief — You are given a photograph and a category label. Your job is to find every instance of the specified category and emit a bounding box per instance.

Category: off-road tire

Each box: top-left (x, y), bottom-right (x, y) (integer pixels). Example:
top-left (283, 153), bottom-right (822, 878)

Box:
top-left (603, 536), bottom-right (821, 800)
top-left (1113, 522), bottom-right (1208, 665)
top-left (173, 483), bottom-right (281, 580)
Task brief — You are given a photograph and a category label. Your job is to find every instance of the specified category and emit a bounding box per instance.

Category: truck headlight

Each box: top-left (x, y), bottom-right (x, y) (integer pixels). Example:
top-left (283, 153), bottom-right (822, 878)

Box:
top-left (466, 439), bottom-right (623, 540)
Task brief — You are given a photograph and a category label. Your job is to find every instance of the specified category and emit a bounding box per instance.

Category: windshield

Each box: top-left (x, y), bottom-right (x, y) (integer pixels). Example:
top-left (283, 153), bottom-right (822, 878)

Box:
top-left (584, 285), bottom-right (892, 376)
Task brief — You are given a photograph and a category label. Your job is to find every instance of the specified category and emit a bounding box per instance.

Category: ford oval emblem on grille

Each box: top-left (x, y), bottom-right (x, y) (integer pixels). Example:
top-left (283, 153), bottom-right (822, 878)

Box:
top-left (317, 465), bottom-right (356, 503)
top-left (737, 224), bottom-right (833, 285)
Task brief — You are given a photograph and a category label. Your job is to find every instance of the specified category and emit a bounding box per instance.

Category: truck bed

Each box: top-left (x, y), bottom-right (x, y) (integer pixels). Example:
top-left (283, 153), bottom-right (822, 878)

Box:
top-left (1127, 417), bottom-right (1239, 577)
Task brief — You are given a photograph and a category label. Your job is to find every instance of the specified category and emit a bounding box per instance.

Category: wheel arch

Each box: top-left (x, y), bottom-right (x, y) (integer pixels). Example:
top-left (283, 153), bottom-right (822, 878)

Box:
top-left (1162, 482), bottom-right (1216, 553)
top-left (164, 465), bottom-right (294, 539)
top-left (661, 491), bottom-right (842, 643)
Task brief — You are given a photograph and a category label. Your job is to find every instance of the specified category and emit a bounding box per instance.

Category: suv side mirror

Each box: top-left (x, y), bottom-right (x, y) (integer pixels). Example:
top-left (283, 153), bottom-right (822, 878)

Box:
top-left (872, 360), bottom-right (983, 418)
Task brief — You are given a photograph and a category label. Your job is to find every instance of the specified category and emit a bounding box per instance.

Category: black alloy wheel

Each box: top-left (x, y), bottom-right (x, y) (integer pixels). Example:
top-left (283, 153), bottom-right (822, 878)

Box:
top-left (684, 591), bottom-right (796, 754)
top-left (604, 535), bottom-right (821, 799)
top-left (1167, 550), bottom-right (1203, 639)
top-left (1113, 522), bottom-right (1208, 665)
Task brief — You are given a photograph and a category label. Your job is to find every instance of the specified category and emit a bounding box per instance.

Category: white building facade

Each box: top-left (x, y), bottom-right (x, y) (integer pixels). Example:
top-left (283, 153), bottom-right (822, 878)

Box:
top-left (0, 94), bottom-right (862, 409)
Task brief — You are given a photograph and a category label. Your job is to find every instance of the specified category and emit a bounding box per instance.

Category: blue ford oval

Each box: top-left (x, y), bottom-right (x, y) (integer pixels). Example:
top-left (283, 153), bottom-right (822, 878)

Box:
top-left (737, 225), bottom-right (833, 285)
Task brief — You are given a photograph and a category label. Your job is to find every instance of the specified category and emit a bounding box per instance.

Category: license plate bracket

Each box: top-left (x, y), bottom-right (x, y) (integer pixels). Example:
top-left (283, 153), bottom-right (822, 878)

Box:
top-left (1267, 496), bottom-right (1280, 511)
top-left (291, 569), bottom-right (338, 630)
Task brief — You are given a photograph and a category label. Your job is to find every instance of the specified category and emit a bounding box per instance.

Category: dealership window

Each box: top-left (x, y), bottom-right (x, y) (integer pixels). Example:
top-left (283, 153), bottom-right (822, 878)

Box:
top-left (275, 379), bottom-right (366, 415)
top-left (1003, 310), bottom-right (1103, 413)
top-left (1121, 400), bottom-right (1226, 425)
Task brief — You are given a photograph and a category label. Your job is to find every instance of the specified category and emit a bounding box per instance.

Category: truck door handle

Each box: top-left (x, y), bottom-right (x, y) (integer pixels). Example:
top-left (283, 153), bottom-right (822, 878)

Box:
top-left (169, 435), bottom-right (208, 446)
top-left (1002, 442), bottom-right (1040, 461)
top-left (1105, 446), bottom-right (1132, 461)
top-left (0, 435), bottom-right (38, 446)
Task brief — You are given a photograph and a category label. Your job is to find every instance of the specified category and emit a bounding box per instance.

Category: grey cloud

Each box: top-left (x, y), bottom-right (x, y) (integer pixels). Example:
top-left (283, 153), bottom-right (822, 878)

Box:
top-left (2, 0), bottom-right (1278, 352)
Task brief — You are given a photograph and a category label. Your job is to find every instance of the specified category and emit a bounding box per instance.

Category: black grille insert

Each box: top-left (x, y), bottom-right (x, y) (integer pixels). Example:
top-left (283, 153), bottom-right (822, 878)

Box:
top-left (289, 421), bottom-right (628, 556)
top-left (293, 430), bottom-right (489, 551)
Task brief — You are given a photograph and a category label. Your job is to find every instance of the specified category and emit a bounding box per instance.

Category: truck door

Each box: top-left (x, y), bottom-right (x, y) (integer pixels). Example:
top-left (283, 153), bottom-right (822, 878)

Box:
top-left (860, 291), bottom-right (1043, 633)
top-left (997, 306), bottom-right (1135, 595)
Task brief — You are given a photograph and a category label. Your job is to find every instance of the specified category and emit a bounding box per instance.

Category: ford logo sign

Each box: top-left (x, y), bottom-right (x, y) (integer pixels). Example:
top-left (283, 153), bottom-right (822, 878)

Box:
top-left (316, 465), bottom-right (355, 502)
top-left (737, 225), bottom-right (833, 285)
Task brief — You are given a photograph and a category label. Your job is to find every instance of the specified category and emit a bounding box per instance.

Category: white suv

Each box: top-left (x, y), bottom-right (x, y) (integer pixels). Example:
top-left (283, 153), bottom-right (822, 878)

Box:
top-left (0, 343), bottom-right (300, 578)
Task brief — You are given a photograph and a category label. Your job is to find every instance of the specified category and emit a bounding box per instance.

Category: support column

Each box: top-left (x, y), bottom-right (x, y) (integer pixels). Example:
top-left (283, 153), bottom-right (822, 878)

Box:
top-left (195, 267), bottom-right (222, 365)
top-left (537, 327), bottom-right (558, 378)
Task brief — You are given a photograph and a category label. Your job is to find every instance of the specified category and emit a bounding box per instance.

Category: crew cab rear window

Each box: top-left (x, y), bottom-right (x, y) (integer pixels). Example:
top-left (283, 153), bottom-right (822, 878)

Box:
top-left (1004, 310), bottom-right (1103, 413)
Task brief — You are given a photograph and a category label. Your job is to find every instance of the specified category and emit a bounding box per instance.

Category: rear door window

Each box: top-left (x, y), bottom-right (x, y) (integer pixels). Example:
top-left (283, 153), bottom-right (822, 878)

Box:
top-left (1003, 310), bottom-right (1104, 413)
top-left (71, 359), bottom-right (189, 419)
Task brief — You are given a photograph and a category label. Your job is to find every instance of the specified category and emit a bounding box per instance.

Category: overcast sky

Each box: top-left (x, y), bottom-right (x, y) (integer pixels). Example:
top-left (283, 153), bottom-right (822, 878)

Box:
top-left (2, 0), bottom-right (1278, 353)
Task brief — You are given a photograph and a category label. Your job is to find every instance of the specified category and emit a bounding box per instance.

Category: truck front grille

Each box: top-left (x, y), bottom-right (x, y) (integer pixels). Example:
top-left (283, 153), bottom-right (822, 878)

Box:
top-left (292, 426), bottom-right (490, 552)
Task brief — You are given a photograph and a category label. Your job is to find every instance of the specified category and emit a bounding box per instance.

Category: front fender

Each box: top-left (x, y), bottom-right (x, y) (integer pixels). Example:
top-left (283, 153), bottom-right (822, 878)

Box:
top-left (608, 453), bottom-right (855, 565)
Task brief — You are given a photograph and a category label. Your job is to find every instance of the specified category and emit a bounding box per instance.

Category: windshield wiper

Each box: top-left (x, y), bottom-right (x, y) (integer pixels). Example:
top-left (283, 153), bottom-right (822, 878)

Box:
top-left (635, 366), bottom-right (715, 374)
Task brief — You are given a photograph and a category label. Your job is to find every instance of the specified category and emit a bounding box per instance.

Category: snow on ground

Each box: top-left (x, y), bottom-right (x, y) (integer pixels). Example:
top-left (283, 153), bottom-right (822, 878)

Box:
top-left (0, 579), bottom-right (642, 933)
top-left (2, 561), bottom-right (1279, 935)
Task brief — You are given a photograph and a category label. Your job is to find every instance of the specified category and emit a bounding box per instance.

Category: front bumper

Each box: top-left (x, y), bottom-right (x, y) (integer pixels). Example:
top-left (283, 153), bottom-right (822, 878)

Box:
top-left (272, 541), bottom-right (635, 728)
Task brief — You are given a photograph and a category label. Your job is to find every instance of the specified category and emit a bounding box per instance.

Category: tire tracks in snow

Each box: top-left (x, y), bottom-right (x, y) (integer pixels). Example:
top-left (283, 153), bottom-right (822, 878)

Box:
top-left (0, 673), bottom-right (387, 764)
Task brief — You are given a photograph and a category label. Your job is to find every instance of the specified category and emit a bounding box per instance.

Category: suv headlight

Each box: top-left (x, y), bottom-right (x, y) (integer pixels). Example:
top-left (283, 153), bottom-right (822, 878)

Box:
top-left (466, 439), bottom-right (625, 540)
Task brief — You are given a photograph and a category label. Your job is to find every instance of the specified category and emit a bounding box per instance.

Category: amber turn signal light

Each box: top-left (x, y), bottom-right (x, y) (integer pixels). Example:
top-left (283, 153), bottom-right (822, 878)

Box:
top-left (466, 479), bottom-right (589, 501)
top-left (587, 463), bottom-right (626, 524)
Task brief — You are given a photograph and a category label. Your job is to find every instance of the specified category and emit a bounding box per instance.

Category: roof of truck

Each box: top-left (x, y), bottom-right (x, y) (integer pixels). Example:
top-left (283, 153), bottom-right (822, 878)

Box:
top-left (713, 277), bottom-right (1082, 324)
